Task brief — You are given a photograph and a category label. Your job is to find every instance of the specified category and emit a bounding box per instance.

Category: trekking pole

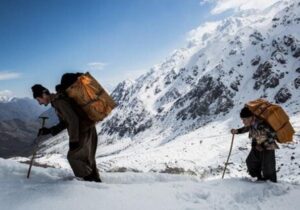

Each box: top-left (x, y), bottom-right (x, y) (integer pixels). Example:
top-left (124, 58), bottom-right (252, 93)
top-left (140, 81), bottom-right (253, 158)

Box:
top-left (27, 116), bottom-right (48, 179)
top-left (222, 134), bottom-right (235, 179)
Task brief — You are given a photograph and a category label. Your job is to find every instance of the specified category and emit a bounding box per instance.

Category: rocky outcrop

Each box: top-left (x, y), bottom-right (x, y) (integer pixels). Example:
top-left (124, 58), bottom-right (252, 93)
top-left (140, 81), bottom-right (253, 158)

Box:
top-left (274, 87), bottom-right (292, 103)
top-left (100, 98), bottom-right (153, 137)
top-left (251, 55), bottom-right (261, 66)
top-left (253, 61), bottom-right (283, 90)
top-left (294, 77), bottom-right (300, 89)
top-left (175, 76), bottom-right (234, 120)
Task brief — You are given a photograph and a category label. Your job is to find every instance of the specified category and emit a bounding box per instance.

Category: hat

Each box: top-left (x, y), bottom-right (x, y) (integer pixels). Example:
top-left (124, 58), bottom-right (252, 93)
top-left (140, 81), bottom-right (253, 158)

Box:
top-left (31, 84), bottom-right (49, 98)
top-left (55, 84), bottom-right (63, 93)
top-left (60, 72), bottom-right (83, 91)
top-left (240, 107), bottom-right (253, 118)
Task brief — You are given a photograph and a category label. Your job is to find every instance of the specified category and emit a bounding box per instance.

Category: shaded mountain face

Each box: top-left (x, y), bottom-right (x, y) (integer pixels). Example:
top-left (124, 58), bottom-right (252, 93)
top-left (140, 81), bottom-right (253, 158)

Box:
top-left (100, 0), bottom-right (300, 142)
top-left (0, 98), bottom-right (48, 158)
top-left (0, 97), bottom-right (46, 121)
top-left (0, 119), bottom-right (41, 158)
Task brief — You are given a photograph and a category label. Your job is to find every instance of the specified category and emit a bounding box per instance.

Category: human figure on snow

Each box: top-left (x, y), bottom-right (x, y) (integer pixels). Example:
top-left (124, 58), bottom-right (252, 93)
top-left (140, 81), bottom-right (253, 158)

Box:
top-left (31, 84), bottom-right (101, 182)
top-left (231, 107), bottom-right (278, 182)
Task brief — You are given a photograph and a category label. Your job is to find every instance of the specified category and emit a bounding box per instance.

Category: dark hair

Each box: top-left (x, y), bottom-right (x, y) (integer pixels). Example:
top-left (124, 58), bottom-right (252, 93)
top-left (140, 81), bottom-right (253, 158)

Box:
top-left (31, 84), bottom-right (50, 98)
top-left (240, 107), bottom-right (253, 118)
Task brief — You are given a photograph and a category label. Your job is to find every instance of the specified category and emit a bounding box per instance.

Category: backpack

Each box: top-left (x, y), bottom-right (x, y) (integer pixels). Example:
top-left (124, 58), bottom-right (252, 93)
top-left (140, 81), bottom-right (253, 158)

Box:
top-left (60, 72), bottom-right (116, 122)
top-left (245, 98), bottom-right (295, 143)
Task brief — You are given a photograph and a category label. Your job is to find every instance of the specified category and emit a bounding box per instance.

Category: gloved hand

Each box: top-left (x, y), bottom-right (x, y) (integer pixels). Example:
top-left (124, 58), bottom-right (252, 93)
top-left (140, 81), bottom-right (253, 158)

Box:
top-left (38, 127), bottom-right (51, 136)
top-left (69, 142), bottom-right (80, 151)
top-left (231, 129), bottom-right (238, 134)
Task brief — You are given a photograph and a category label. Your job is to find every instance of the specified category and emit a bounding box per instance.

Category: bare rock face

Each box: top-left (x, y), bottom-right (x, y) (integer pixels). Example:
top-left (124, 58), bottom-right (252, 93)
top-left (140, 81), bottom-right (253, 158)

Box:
top-left (274, 87), bottom-right (292, 103)
top-left (291, 35), bottom-right (300, 58)
top-left (159, 88), bottom-right (181, 106)
top-left (288, 36), bottom-right (300, 58)
top-left (230, 81), bottom-right (239, 92)
top-left (251, 55), bottom-right (261, 66)
top-left (283, 35), bottom-right (294, 47)
top-left (249, 31), bottom-right (264, 45)
top-left (175, 76), bottom-right (234, 120)
top-left (111, 80), bottom-right (134, 105)
top-left (100, 98), bottom-right (153, 138)
top-left (253, 61), bottom-right (282, 90)
top-left (294, 77), bottom-right (300, 89)
top-left (253, 61), bottom-right (272, 80)
top-left (293, 47), bottom-right (300, 58)
top-left (164, 70), bottom-right (178, 86)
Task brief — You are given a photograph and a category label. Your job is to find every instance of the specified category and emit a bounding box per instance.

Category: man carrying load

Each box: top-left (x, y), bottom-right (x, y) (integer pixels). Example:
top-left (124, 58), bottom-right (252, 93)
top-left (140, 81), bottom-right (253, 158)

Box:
top-left (231, 99), bottom-right (294, 183)
top-left (31, 72), bottom-right (116, 182)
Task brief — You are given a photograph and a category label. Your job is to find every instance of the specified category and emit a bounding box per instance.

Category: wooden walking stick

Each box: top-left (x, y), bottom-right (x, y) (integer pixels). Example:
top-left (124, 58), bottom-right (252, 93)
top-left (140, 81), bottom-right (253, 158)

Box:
top-left (27, 116), bottom-right (48, 179)
top-left (222, 134), bottom-right (235, 179)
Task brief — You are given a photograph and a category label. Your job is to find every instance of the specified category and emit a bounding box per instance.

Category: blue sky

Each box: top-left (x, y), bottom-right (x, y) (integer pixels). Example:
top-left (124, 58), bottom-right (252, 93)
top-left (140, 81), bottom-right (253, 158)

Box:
top-left (0, 0), bottom-right (257, 98)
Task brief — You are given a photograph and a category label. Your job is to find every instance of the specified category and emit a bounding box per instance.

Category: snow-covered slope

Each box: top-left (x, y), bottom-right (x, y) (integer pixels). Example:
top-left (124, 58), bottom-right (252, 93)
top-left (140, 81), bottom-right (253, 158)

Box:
top-left (1, 158), bottom-right (300, 210)
top-left (99, 0), bottom-right (300, 141)
top-left (26, 0), bottom-right (300, 182)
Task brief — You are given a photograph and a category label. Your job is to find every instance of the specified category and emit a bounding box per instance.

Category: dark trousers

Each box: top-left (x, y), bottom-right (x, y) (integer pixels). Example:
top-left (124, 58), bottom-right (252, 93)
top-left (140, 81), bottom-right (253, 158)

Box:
top-left (246, 147), bottom-right (277, 182)
top-left (67, 127), bottom-right (100, 179)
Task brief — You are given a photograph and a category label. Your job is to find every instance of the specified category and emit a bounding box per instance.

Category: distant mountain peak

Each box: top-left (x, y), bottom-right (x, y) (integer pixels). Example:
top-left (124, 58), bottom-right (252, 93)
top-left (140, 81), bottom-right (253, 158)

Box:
top-left (99, 0), bottom-right (300, 139)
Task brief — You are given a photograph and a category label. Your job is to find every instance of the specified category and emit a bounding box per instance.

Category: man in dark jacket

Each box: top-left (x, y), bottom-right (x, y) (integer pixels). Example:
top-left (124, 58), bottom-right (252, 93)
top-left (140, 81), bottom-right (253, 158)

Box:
top-left (31, 84), bottom-right (101, 182)
top-left (231, 107), bottom-right (278, 182)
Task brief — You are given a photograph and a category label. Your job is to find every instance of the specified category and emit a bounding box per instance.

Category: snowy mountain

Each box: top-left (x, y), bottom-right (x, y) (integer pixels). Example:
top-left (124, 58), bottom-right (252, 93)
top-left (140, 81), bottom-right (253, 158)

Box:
top-left (21, 0), bottom-right (300, 183)
top-left (100, 0), bottom-right (300, 141)
top-left (0, 97), bottom-right (47, 121)
top-left (0, 95), bottom-right (11, 102)
top-left (0, 97), bottom-right (48, 157)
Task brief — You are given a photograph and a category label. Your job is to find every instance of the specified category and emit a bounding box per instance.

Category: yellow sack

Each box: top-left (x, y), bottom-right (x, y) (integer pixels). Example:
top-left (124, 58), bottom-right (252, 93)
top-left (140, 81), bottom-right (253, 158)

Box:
top-left (245, 98), bottom-right (295, 143)
top-left (65, 72), bottom-right (116, 122)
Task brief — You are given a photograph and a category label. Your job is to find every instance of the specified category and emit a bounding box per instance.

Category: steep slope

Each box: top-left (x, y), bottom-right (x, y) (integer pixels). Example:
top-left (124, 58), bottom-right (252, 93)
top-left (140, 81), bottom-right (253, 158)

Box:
top-left (100, 0), bottom-right (300, 143)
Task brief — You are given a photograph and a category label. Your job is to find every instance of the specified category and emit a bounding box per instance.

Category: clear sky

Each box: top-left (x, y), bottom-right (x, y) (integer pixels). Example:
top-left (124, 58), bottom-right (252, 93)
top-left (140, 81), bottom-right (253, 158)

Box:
top-left (0, 0), bottom-right (275, 98)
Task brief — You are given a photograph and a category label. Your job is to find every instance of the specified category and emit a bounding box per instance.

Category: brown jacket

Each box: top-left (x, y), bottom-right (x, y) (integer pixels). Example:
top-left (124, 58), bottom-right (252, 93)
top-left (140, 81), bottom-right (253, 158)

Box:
top-left (49, 93), bottom-right (94, 142)
top-left (49, 93), bottom-right (99, 178)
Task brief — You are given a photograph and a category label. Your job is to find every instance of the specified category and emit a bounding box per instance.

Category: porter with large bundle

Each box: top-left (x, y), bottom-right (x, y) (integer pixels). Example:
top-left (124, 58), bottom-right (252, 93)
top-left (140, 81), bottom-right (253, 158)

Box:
top-left (61, 72), bottom-right (116, 122)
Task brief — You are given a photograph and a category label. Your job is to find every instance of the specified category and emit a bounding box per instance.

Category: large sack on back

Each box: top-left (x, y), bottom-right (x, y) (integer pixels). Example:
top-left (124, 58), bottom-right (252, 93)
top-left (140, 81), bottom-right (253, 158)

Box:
top-left (245, 98), bottom-right (295, 143)
top-left (62, 72), bottom-right (116, 122)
